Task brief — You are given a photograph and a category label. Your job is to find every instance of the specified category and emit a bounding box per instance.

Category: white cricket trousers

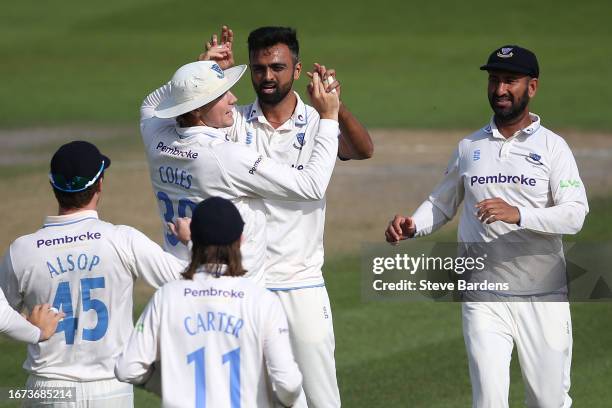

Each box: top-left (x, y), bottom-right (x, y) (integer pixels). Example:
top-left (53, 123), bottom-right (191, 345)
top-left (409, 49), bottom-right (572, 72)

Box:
top-left (462, 301), bottom-right (572, 408)
top-left (274, 285), bottom-right (341, 408)
top-left (23, 375), bottom-right (133, 408)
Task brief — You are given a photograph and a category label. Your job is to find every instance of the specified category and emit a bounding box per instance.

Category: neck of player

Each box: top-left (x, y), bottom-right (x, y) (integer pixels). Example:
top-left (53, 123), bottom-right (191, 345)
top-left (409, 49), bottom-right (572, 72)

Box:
top-left (495, 108), bottom-right (533, 139)
top-left (261, 91), bottom-right (298, 129)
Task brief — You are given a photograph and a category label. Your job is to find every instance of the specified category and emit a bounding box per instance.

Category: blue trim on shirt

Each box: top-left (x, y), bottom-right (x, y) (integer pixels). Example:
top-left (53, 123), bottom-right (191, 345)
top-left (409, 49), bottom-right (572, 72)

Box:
top-left (43, 217), bottom-right (98, 228)
top-left (266, 283), bottom-right (325, 292)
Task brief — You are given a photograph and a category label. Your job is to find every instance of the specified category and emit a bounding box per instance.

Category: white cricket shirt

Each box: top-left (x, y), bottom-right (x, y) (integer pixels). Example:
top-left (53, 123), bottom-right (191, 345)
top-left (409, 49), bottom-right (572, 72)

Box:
top-left (226, 93), bottom-right (330, 289)
top-left (0, 210), bottom-right (186, 381)
top-left (412, 114), bottom-right (589, 295)
top-left (0, 287), bottom-right (40, 343)
top-left (140, 85), bottom-right (339, 286)
top-left (115, 270), bottom-right (302, 408)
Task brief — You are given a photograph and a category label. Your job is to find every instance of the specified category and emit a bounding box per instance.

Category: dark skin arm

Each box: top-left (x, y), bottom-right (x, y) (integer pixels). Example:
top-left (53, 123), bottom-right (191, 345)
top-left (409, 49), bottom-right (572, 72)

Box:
top-left (201, 28), bottom-right (373, 160)
top-left (310, 63), bottom-right (373, 160)
top-left (338, 102), bottom-right (373, 160)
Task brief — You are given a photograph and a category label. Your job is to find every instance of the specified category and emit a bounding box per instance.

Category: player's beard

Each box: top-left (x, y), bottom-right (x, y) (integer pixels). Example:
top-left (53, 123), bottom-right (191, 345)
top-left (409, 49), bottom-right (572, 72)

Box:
top-left (489, 87), bottom-right (530, 123)
top-left (255, 78), bottom-right (294, 106)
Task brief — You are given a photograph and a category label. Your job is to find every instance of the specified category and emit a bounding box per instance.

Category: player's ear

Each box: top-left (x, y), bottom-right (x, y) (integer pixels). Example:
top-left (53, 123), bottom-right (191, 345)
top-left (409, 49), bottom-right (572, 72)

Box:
top-left (528, 77), bottom-right (538, 98)
top-left (293, 61), bottom-right (302, 80)
top-left (96, 177), bottom-right (103, 193)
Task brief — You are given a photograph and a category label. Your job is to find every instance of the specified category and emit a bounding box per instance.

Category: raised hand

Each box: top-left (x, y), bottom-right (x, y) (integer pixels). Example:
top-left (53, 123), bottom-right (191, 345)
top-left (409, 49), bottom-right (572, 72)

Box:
top-left (307, 72), bottom-right (339, 121)
top-left (307, 63), bottom-right (341, 97)
top-left (197, 25), bottom-right (235, 69)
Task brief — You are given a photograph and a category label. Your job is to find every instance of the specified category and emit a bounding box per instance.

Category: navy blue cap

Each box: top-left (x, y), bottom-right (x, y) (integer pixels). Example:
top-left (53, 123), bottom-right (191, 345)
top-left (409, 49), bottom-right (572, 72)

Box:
top-left (49, 141), bottom-right (111, 193)
top-left (191, 197), bottom-right (244, 246)
top-left (480, 45), bottom-right (539, 78)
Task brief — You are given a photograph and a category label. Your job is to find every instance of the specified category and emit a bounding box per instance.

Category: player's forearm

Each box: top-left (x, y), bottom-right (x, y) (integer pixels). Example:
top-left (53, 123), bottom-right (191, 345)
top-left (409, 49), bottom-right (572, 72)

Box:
top-left (0, 305), bottom-right (41, 344)
top-left (0, 286), bottom-right (40, 343)
top-left (265, 339), bottom-right (303, 407)
top-left (517, 202), bottom-right (588, 235)
top-left (230, 119), bottom-right (339, 201)
top-left (412, 200), bottom-right (452, 238)
top-left (337, 103), bottom-right (373, 160)
top-left (114, 358), bottom-right (153, 385)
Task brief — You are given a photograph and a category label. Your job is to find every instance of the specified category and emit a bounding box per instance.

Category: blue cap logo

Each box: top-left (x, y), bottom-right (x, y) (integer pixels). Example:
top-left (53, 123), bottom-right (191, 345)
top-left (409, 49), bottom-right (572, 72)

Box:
top-left (497, 47), bottom-right (514, 58)
top-left (210, 63), bottom-right (224, 79)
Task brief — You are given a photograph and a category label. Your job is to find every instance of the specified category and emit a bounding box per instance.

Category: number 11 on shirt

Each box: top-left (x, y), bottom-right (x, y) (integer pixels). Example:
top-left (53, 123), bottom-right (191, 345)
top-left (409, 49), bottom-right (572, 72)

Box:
top-left (187, 346), bottom-right (241, 408)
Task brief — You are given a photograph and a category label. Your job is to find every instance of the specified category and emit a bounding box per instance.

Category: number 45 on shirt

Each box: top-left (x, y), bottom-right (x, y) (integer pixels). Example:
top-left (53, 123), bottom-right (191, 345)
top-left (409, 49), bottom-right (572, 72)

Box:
top-left (52, 277), bottom-right (108, 344)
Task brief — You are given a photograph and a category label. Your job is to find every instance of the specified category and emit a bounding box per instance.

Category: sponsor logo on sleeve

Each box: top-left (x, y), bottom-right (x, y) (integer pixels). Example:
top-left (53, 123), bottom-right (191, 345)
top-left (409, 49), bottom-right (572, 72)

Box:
top-left (249, 156), bottom-right (263, 175)
top-left (560, 180), bottom-right (581, 188)
top-left (473, 149), bottom-right (481, 161)
top-left (246, 131), bottom-right (253, 145)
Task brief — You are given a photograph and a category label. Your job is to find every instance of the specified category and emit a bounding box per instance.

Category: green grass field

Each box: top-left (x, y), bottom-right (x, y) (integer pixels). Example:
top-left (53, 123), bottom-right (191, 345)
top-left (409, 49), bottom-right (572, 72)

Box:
top-left (1, 203), bottom-right (611, 407)
top-left (1, 0), bottom-right (611, 406)
top-left (1, 0), bottom-right (612, 129)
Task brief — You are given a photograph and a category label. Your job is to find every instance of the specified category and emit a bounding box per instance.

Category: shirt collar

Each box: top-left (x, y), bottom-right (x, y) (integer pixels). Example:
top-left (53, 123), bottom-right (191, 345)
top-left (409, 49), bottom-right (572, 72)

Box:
top-left (483, 113), bottom-right (541, 139)
top-left (246, 91), bottom-right (308, 128)
top-left (43, 210), bottom-right (99, 228)
top-left (175, 125), bottom-right (226, 140)
top-left (194, 264), bottom-right (228, 278)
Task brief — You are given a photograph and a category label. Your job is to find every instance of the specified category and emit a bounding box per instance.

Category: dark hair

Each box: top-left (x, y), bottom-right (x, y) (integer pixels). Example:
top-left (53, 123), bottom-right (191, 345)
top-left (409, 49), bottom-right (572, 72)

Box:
top-left (248, 26), bottom-right (299, 64)
top-left (182, 239), bottom-right (246, 279)
top-left (52, 179), bottom-right (100, 210)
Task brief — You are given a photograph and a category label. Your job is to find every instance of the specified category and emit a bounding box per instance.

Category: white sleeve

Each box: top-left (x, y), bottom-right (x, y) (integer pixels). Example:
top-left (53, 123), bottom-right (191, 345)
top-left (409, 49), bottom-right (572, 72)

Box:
top-left (517, 138), bottom-right (589, 235)
top-left (0, 287), bottom-right (40, 344)
top-left (140, 84), bottom-right (176, 147)
top-left (121, 227), bottom-right (187, 289)
top-left (213, 119), bottom-right (339, 201)
top-left (115, 288), bottom-right (162, 384)
top-left (412, 147), bottom-right (464, 237)
top-left (0, 247), bottom-right (24, 310)
top-left (262, 294), bottom-right (302, 407)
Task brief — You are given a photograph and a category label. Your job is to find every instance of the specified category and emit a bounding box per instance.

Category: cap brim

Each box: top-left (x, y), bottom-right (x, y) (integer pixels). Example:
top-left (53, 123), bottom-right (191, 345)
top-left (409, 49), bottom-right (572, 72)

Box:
top-left (102, 154), bottom-right (111, 170)
top-left (480, 63), bottom-right (533, 76)
top-left (154, 65), bottom-right (247, 119)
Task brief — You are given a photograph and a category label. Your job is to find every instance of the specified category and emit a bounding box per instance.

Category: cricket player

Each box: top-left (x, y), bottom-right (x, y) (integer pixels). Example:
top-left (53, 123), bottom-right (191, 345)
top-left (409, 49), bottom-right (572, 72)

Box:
top-left (385, 45), bottom-right (588, 407)
top-left (202, 25), bottom-right (373, 407)
top-left (116, 197), bottom-right (302, 407)
top-left (1, 288), bottom-right (64, 343)
top-left (140, 58), bottom-right (340, 292)
top-left (0, 141), bottom-right (187, 407)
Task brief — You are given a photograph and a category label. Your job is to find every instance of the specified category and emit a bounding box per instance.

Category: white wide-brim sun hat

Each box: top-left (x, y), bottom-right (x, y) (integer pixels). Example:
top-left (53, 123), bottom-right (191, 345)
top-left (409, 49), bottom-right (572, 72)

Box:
top-left (154, 61), bottom-right (247, 119)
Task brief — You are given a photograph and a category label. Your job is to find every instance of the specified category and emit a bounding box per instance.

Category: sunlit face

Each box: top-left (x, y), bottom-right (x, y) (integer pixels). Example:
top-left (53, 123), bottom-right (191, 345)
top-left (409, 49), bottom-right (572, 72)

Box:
top-left (487, 70), bottom-right (537, 122)
top-left (249, 43), bottom-right (301, 105)
top-left (200, 91), bottom-right (238, 128)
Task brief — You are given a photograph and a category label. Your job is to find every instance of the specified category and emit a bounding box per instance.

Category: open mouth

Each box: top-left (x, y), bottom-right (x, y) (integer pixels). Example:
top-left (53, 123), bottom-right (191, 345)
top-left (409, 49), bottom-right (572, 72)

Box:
top-left (494, 97), bottom-right (512, 107)
top-left (260, 83), bottom-right (277, 94)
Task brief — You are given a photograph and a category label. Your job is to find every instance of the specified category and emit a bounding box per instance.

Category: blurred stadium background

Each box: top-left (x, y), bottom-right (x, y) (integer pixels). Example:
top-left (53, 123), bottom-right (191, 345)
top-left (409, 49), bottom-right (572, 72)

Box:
top-left (1, 0), bottom-right (611, 406)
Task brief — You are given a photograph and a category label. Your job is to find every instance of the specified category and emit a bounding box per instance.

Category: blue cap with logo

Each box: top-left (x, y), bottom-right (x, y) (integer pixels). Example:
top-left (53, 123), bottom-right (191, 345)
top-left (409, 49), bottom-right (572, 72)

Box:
top-left (480, 45), bottom-right (539, 78)
top-left (49, 141), bottom-right (111, 193)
